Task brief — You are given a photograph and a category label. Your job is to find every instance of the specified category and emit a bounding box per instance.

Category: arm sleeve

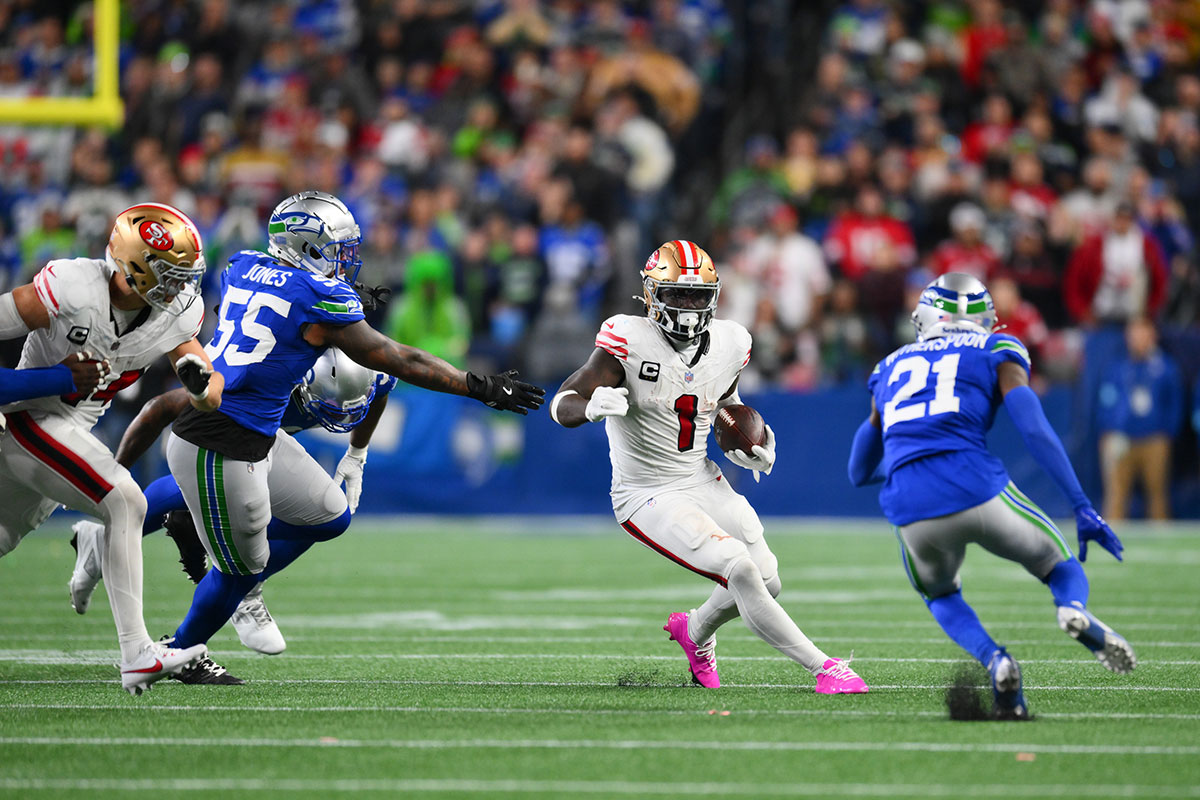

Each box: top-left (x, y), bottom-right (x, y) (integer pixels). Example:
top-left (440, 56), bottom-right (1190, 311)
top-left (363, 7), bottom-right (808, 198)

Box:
top-left (1003, 384), bottom-right (1090, 510)
top-left (0, 365), bottom-right (75, 404)
top-left (847, 417), bottom-right (885, 487)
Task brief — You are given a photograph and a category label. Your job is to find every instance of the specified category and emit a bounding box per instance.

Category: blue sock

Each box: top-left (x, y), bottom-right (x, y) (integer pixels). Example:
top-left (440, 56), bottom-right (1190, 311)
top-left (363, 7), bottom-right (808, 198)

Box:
top-left (259, 509), bottom-right (352, 580)
top-left (173, 568), bottom-right (259, 648)
top-left (926, 590), bottom-right (999, 667)
top-left (142, 476), bottom-right (186, 537)
top-left (1044, 557), bottom-right (1090, 608)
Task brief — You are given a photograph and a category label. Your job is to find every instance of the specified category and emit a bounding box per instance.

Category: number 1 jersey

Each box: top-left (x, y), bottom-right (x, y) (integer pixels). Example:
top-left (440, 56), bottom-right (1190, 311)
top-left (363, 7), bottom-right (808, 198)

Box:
top-left (204, 250), bottom-right (365, 436)
top-left (594, 314), bottom-right (751, 521)
top-left (868, 331), bottom-right (1031, 526)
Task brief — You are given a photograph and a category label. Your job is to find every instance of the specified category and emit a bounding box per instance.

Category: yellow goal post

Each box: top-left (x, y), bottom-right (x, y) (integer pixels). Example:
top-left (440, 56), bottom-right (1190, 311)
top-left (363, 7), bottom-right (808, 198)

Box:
top-left (0, 0), bottom-right (123, 128)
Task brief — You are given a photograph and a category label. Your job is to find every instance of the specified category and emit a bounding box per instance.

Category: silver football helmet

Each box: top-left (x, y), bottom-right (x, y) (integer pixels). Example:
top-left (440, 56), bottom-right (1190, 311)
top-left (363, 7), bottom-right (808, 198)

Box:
top-left (297, 348), bottom-right (378, 433)
top-left (267, 191), bottom-right (362, 283)
top-left (911, 272), bottom-right (996, 341)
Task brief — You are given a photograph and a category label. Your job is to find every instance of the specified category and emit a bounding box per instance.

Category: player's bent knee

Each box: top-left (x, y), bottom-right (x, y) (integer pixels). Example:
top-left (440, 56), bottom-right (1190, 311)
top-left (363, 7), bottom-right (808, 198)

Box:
top-left (308, 507), bottom-right (351, 542)
top-left (725, 555), bottom-right (765, 592)
top-left (764, 573), bottom-right (782, 598)
top-left (97, 478), bottom-right (148, 529)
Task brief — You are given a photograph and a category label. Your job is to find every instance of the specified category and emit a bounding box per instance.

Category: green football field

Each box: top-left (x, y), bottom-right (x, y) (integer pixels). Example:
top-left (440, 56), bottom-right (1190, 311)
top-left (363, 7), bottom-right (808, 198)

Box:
top-left (0, 517), bottom-right (1197, 799)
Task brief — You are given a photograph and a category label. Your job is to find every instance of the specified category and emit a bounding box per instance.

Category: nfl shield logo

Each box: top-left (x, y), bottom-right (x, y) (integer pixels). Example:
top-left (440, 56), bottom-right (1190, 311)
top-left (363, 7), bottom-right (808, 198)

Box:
top-left (684, 371), bottom-right (694, 383)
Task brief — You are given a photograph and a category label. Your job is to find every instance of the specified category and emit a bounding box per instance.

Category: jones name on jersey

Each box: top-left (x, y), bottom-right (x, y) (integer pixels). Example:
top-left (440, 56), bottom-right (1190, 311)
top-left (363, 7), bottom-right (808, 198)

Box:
top-left (1, 258), bottom-right (202, 427)
top-left (595, 314), bottom-right (751, 519)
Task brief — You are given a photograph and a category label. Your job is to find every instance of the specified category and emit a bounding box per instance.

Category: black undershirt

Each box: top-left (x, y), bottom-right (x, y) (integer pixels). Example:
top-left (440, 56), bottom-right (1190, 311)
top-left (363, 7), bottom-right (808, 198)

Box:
top-left (172, 405), bottom-right (276, 461)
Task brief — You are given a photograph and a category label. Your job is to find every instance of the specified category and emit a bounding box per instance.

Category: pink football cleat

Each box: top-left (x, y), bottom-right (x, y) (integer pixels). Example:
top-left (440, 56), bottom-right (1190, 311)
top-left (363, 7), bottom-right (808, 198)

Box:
top-left (664, 611), bottom-right (720, 688)
top-left (815, 658), bottom-right (869, 694)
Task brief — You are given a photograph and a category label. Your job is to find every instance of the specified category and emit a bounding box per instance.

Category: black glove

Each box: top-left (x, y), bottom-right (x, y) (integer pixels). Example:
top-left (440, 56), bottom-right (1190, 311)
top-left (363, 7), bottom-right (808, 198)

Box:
top-left (174, 354), bottom-right (212, 399)
top-left (466, 370), bottom-right (546, 415)
top-left (354, 282), bottom-right (393, 312)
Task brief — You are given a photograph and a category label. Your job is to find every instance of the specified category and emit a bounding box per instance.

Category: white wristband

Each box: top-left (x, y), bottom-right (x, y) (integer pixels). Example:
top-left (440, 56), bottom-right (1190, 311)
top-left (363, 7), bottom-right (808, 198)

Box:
top-left (550, 390), bottom-right (578, 426)
top-left (187, 386), bottom-right (209, 403)
top-left (347, 444), bottom-right (368, 460)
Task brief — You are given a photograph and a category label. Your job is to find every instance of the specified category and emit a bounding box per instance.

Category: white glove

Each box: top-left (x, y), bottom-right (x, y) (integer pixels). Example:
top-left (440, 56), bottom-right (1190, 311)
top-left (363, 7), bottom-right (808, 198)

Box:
top-left (585, 386), bottom-right (629, 422)
top-left (335, 445), bottom-right (368, 513)
top-left (724, 424), bottom-right (776, 483)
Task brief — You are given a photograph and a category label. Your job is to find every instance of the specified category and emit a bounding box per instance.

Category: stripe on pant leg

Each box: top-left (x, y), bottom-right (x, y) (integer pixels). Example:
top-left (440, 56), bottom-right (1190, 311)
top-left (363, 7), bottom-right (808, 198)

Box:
top-left (893, 527), bottom-right (928, 598)
top-left (5, 412), bottom-right (112, 504)
top-left (620, 520), bottom-right (727, 587)
top-left (212, 452), bottom-right (250, 575)
top-left (1001, 483), bottom-right (1071, 557)
top-left (1000, 489), bottom-right (1071, 559)
top-left (196, 448), bottom-right (234, 574)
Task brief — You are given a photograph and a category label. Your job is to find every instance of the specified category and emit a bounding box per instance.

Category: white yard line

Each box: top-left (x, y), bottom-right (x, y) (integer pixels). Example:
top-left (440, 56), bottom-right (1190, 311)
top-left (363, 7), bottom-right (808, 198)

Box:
top-left (2, 735), bottom-right (1198, 756)
top-left (0, 778), bottom-right (1196, 797)
top-left (3, 703), bottom-right (1198, 722)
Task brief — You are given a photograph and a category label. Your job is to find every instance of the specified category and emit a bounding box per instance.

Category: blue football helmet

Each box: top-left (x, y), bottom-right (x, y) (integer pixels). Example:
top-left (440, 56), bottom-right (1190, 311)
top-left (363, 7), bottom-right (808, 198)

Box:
top-left (297, 348), bottom-right (377, 433)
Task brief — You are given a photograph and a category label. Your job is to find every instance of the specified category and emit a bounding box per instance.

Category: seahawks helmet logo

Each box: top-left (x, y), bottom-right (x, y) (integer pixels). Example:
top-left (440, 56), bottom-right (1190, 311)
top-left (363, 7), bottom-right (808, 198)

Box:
top-left (268, 212), bottom-right (325, 238)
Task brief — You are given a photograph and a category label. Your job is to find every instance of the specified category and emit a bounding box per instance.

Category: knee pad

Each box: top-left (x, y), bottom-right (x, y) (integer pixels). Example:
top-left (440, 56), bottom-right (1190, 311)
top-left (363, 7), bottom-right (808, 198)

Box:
top-left (725, 555), bottom-right (764, 593)
top-left (98, 478), bottom-right (148, 530)
top-left (764, 573), bottom-right (782, 598)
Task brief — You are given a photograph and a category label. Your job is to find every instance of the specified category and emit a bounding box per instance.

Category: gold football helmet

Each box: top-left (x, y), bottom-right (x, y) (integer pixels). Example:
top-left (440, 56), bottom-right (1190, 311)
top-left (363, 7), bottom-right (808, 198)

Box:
top-left (641, 239), bottom-right (720, 339)
top-left (106, 203), bottom-right (206, 316)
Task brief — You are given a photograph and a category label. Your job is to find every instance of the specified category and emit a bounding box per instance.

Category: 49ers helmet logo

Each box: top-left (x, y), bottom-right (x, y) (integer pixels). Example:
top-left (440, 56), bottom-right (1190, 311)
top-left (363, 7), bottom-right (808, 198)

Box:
top-left (138, 220), bottom-right (174, 250)
top-left (643, 250), bottom-right (660, 271)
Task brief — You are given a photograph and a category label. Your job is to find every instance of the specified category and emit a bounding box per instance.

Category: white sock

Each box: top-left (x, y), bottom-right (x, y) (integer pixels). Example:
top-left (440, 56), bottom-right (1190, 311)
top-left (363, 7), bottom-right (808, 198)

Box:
top-left (725, 557), bottom-right (828, 675)
top-left (98, 480), bottom-right (152, 662)
top-left (689, 586), bottom-right (739, 644)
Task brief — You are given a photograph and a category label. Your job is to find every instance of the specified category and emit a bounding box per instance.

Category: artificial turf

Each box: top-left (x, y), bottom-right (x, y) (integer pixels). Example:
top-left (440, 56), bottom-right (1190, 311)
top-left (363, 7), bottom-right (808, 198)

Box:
top-left (0, 517), bottom-right (1197, 799)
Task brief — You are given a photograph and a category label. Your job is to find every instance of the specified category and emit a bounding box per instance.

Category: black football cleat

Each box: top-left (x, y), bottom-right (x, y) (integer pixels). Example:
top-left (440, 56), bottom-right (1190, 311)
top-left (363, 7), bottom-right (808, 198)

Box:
top-left (170, 654), bottom-right (246, 685)
top-left (163, 511), bottom-right (209, 584)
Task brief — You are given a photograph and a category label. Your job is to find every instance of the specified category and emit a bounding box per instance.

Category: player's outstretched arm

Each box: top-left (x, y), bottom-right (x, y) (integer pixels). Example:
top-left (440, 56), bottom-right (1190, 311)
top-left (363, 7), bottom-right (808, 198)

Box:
top-left (551, 348), bottom-right (627, 428)
top-left (306, 320), bottom-right (544, 414)
top-left (999, 362), bottom-right (1123, 562)
top-left (847, 399), bottom-right (885, 487)
top-left (169, 339), bottom-right (223, 412)
top-left (115, 388), bottom-right (191, 468)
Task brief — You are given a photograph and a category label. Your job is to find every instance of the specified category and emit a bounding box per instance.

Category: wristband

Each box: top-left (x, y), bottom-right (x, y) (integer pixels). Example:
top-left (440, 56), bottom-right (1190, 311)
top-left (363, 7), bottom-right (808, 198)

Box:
top-left (346, 444), bottom-right (368, 460)
top-left (550, 390), bottom-right (578, 425)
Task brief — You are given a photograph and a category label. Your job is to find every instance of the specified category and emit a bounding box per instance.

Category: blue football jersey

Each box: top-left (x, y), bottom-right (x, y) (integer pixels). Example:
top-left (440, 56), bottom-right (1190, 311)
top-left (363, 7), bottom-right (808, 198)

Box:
top-left (279, 371), bottom-right (397, 433)
top-left (204, 250), bottom-right (365, 436)
top-left (868, 331), bottom-right (1031, 526)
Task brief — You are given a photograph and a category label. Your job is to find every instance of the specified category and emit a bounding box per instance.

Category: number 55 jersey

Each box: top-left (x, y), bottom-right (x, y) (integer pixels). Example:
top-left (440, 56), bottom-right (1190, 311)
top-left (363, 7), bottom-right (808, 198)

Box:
top-left (173, 250), bottom-right (364, 458)
top-left (869, 331), bottom-right (1032, 526)
top-left (594, 314), bottom-right (752, 522)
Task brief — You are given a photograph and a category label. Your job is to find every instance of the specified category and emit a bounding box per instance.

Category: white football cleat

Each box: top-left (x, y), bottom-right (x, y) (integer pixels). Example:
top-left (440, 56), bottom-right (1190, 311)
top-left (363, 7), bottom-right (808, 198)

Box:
top-left (1057, 602), bottom-right (1137, 674)
top-left (119, 640), bottom-right (207, 696)
top-left (230, 583), bottom-right (286, 655)
top-left (69, 520), bottom-right (105, 614)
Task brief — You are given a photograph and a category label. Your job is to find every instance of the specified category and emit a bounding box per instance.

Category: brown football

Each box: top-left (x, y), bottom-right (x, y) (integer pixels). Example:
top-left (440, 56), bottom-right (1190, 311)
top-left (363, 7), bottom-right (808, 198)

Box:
top-left (714, 404), bottom-right (766, 453)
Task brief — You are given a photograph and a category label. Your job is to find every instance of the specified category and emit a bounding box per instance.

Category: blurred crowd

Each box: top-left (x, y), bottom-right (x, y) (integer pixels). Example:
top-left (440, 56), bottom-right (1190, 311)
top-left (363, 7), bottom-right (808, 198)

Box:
top-left (0, 0), bottom-right (1198, 396)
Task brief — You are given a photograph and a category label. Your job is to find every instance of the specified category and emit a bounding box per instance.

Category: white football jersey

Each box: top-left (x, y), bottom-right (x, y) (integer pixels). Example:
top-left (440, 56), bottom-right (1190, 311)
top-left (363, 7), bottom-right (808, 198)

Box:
top-left (1, 257), bottom-right (203, 429)
top-left (595, 314), bottom-right (752, 520)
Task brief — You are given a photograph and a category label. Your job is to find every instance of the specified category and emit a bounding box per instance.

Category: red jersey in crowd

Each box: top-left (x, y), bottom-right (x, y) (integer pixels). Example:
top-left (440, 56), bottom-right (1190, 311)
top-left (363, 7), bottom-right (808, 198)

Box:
top-left (823, 213), bottom-right (916, 281)
top-left (1009, 181), bottom-right (1057, 219)
top-left (929, 240), bottom-right (1001, 281)
top-left (998, 301), bottom-right (1048, 353)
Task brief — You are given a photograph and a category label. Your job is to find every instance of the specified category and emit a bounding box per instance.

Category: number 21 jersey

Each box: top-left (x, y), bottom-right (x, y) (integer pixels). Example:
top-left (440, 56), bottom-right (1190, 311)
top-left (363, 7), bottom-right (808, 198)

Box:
top-left (868, 331), bottom-right (1031, 526)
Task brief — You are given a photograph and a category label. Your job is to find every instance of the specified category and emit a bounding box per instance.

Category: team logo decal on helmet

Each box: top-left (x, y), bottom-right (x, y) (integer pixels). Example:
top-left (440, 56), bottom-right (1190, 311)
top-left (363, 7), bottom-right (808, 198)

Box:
top-left (138, 220), bottom-right (174, 250)
top-left (107, 203), bottom-right (206, 317)
top-left (911, 272), bottom-right (996, 341)
top-left (640, 239), bottom-right (720, 341)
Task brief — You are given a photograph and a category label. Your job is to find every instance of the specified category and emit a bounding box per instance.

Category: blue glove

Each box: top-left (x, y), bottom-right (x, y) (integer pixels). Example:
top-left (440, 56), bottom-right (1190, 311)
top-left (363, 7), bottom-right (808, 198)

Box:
top-left (1075, 506), bottom-right (1123, 562)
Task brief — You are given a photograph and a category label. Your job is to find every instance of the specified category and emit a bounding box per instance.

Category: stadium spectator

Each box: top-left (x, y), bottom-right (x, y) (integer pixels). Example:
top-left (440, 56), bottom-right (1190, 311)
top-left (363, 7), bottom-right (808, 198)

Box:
top-left (929, 203), bottom-right (1001, 281)
top-left (386, 250), bottom-right (470, 368)
top-left (1098, 318), bottom-right (1184, 520)
top-left (1064, 202), bottom-right (1169, 325)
